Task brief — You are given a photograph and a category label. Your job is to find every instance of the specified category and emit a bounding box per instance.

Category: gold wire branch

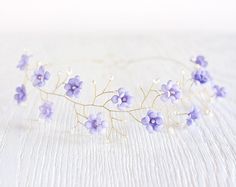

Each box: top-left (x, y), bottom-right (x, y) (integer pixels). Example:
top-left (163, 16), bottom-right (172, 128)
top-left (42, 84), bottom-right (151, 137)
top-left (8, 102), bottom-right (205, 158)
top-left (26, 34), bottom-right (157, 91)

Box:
top-left (36, 68), bottom-right (216, 138)
top-left (53, 71), bottom-right (69, 92)
top-left (20, 56), bottom-right (221, 139)
top-left (37, 80), bottom-right (151, 139)
top-left (92, 79), bottom-right (117, 105)
top-left (140, 83), bottom-right (154, 107)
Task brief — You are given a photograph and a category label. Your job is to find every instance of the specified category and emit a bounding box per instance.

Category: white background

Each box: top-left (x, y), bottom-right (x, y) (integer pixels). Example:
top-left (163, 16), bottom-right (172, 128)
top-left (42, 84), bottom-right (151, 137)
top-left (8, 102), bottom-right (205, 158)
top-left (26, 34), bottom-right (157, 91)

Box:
top-left (0, 0), bottom-right (236, 32)
top-left (0, 1), bottom-right (236, 187)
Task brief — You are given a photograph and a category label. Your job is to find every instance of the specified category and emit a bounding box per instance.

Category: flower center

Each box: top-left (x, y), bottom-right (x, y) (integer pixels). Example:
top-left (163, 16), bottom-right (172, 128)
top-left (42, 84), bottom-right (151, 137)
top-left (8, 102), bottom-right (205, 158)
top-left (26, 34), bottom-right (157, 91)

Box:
top-left (121, 97), bottom-right (127, 102)
top-left (72, 85), bottom-right (77, 91)
top-left (167, 90), bottom-right (175, 97)
top-left (45, 108), bottom-right (50, 115)
top-left (37, 75), bottom-right (43, 80)
top-left (150, 119), bottom-right (156, 124)
top-left (170, 90), bottom-right (176, 96)
top-left (92, 120), bottom-right (98, 129)
top-left (121, 96), bottom-right (127, 102)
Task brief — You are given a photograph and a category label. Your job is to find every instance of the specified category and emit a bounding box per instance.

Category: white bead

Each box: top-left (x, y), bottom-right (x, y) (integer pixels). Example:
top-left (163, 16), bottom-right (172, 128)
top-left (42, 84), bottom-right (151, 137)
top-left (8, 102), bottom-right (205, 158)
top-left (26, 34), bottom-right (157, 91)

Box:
top-left (153, 78), bottom-right (160, 84)
top-left (67, 67), bottom-right (72, 75)
top-left (109, 75), bottom-right (114, 80)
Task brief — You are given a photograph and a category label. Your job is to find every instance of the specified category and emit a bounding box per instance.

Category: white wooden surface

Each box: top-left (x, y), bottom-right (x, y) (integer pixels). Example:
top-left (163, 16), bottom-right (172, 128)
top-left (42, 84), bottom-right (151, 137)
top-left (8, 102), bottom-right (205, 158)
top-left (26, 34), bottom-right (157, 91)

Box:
top-left (0, 32), bottom-right (236, 187)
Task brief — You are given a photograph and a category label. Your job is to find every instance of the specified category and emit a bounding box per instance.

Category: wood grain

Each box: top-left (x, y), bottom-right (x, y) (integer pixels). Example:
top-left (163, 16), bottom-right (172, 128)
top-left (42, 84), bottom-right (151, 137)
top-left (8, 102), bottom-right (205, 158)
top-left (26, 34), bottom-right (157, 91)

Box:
top-left (0, 33), bottom-right (235, 187)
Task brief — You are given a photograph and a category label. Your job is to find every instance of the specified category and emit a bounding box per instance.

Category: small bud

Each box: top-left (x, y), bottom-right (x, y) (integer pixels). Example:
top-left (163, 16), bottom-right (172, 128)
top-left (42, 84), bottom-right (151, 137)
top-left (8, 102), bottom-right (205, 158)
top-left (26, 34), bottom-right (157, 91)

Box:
top-left (205, 109), bottom-right (211, 115)
top-left (57, 71), bottom-right (62, 76)
top-left (67, 67), bottom-right (72, 75)
top-left (37, 61), bottom-right (42, 66)
top-left (153, 78), bottom-right (160, 84)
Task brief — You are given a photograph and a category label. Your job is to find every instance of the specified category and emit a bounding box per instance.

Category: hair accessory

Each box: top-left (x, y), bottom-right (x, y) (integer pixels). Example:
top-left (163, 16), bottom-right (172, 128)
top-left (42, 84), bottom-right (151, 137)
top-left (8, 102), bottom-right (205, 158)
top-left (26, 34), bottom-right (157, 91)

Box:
top-left (14, 54), bottom-right (227, 139)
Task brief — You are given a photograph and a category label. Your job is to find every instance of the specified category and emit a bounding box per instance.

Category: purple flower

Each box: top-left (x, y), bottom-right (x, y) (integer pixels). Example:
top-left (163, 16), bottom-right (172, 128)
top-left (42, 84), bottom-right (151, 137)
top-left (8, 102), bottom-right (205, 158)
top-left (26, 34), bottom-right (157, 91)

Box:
top-left (17, 54), bottom-right (31, 71)
top-left (213, 85), bottom-right (226, 98)
top-left (111, 88), bottom-right (133, 110)
top-left (14, 85), bottom-right (27, 104)
top-left (186, 107), bottom-right (200, 125)
top-left (64, 76), bottom-right (83, 98)
top-left (192, 69), bottom-right (211, 84)
top-left (85, 113), bottom-right (108, 134)
top-left (193, 55), bottom-right (208, 67)
top-left (141, 110), bottom-right (164, 133)
top-left (32, 66), bottom-right (50, 87)
top-left (161, 80), bottom-right (181, 103)
top-left (39, 101), bottom-right (53, 120)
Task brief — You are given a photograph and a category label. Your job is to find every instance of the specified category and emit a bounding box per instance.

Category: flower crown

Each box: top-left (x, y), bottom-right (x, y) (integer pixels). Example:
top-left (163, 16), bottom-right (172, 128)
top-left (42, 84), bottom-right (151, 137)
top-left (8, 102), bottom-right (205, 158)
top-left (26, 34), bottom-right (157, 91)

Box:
top-left (14, 54), bottom-right (226, 139)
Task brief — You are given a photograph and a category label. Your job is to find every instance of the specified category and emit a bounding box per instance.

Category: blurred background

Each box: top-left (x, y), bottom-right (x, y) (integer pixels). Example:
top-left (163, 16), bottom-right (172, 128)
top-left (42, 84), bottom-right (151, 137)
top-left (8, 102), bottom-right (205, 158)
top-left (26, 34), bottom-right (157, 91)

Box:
top-left (0, 0), bottom-right (236, 33)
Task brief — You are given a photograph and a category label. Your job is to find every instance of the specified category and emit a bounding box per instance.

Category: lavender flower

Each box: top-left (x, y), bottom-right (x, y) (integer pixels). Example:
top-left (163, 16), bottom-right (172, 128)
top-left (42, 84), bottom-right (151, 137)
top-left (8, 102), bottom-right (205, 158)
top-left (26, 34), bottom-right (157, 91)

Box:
top-left (193, 55), bottom-right (208, 67)
top-left (39, 101), bottom-right (53, 120)
top-left (14, 85), bottom-right (27, 104)
top-left (111, 88), bottom-right (133, 110)
top-left (192, 69), bottom-right (211, 84)
top-left (64, 76), bottom-right (83, 98)
top-left (161, 80), bottom-right (181, 103)
top-left (141, 110), bottom-right (164, 133)
top-left (186, 107), bottom-right (200, 125)
top-left (32, 66), bottom-right (50, 87)
top-left (213, 85), bottom-right (226, 98)
top-left (85, 113), bottom-right (108, 134)
top-left (17, 54), bottom-right (31, 71)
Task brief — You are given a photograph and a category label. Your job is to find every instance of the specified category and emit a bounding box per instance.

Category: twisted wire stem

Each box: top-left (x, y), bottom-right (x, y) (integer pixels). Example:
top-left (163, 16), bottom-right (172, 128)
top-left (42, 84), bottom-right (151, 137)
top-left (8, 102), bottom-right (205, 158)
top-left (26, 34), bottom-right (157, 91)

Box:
top-left (22, 56), bottom-right (216, 140)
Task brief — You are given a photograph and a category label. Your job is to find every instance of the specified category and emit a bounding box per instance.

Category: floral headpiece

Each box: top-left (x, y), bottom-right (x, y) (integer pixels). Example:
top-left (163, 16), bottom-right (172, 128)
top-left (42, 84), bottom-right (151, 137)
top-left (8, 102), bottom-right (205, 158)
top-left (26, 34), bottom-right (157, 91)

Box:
top-left (14, 54), bottom-right (226, 139)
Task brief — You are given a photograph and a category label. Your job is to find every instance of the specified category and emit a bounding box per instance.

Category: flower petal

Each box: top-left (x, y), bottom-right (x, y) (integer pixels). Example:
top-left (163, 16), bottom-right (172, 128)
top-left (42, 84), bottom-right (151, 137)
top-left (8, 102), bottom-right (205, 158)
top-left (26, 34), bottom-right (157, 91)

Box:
top-left (44, 71), bottom-right (50, 80)
top-left (166, 80), bottom-right (173, 89)
top-left (161, 94), bottom-right (169, 102)
top-left (161, 84), bottom-right (168, 92)
top-left (148, 111), bottom-right (157, 118)
top-left (118, 88), bottom-right (125, 95)
top-left (85, 121), bottom-right (92, 129)
top-left (66, 90), bottom-right (73, 97)
top-left (64, 83), bottom-right (71, 90)
top-left (146, 125), bottom-right (154, 133)
top-left (111, 95), bottom-right (119, 103)
top-left (141, 116), bottom-right (150, 125)
top-left (187, 119), bottom-right (193, 126)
